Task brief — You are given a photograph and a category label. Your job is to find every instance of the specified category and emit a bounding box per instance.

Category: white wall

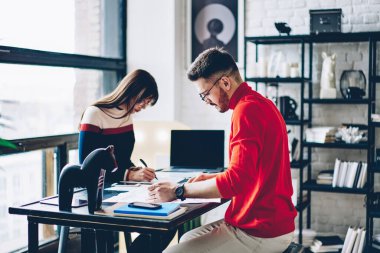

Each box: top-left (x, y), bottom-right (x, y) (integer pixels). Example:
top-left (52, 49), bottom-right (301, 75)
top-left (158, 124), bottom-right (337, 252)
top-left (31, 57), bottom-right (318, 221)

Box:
top-left (127, 0), bottom-right (181, 121)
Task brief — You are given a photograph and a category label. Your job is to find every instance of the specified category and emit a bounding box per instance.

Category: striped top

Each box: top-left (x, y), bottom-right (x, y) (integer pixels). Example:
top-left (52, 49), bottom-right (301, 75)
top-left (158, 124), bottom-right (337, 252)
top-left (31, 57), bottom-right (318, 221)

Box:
top-left (79, 106), bottom-right (135, 183)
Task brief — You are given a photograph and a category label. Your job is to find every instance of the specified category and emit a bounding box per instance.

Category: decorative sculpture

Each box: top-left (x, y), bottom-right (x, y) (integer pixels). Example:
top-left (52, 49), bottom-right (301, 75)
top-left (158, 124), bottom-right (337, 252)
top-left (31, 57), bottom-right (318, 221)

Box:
top-left (58, 145), bottom-right (118, 213)
top-left (320, 52), bottom-right (337, 99)
top-left (274, 22), bottom-right (292, 36)
top-left (57, 145), bottom-right (118, 253)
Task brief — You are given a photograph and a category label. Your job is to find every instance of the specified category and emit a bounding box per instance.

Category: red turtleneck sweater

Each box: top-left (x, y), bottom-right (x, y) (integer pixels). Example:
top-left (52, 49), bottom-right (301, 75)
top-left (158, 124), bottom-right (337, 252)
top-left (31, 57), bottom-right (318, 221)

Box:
top-left (216, 82), bottom-right (296, 238)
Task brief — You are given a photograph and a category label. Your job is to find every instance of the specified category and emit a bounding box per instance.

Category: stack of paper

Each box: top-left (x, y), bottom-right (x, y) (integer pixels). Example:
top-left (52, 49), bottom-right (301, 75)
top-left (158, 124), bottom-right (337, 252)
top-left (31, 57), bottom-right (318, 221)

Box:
top-left (316, 170), bottom-right (334, 185)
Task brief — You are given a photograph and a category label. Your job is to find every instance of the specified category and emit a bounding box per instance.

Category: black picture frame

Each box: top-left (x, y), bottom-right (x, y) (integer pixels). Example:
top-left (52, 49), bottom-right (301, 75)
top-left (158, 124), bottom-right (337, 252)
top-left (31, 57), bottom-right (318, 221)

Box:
top-left (189, 0), bottom-right (243, 65)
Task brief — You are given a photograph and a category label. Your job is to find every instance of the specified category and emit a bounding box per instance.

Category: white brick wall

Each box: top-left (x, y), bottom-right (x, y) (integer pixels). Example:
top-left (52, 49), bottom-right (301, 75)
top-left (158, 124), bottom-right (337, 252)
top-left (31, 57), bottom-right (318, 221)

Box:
top-left (179, 0), bottom-right (380, 238)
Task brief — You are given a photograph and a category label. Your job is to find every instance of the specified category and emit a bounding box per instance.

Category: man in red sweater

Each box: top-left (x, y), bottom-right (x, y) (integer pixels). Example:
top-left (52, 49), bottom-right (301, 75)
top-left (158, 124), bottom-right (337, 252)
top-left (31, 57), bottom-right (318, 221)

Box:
top-left (148, 48), bottom-right (297, 253)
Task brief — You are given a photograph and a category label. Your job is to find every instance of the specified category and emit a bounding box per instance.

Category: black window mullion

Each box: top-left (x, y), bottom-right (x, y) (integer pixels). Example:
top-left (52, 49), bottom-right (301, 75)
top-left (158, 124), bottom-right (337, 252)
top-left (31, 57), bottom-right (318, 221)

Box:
top-left (0, 46), bottom-right (125, 71)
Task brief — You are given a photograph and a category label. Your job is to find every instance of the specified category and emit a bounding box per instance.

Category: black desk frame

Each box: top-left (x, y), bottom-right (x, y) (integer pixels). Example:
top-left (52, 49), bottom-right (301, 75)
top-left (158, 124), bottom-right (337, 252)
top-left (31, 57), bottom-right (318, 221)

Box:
top-left (9, 198), bottom-right (223, 253)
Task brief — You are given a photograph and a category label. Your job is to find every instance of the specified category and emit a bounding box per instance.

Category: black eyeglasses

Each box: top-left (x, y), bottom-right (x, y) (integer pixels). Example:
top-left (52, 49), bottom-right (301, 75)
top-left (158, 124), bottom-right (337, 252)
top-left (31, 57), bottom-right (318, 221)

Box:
top-left (199, 75), bottom-right (224, 102)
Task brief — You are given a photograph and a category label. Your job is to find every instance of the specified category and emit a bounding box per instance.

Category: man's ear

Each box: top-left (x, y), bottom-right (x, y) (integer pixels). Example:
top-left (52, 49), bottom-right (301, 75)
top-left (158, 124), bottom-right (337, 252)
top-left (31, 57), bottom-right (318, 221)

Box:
top-left (222, 77), bottom-right (231, 90)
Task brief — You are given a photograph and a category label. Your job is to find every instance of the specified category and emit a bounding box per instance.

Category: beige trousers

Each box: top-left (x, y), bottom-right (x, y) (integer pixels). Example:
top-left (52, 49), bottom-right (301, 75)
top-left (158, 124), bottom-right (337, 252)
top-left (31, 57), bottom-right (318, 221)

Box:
top-left (164, 219), bottom-right (294, 253)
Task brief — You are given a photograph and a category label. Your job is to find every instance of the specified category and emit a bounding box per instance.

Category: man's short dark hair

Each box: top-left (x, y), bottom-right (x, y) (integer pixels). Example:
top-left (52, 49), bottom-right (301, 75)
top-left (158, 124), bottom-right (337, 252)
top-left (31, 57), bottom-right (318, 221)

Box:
top-left (187, 47), bottom-right (238, 81)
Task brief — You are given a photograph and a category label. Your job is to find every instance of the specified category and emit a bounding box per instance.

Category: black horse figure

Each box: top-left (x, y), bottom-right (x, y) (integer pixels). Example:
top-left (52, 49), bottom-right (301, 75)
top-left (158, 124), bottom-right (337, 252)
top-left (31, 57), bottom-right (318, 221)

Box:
top-left (58, 145), bottom-right (118, 213)
top-left (58, 145), bottom-right (118, 253)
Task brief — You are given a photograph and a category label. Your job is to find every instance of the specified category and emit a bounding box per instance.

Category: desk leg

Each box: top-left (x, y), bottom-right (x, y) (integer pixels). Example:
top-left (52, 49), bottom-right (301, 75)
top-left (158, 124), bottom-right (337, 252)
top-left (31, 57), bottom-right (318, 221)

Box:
top-left (148, 233), bottom-right (163, 253)
top-left (95, 230), bottom-right (114, 253)
top-left (81, 228), bottom-right (96, 252)
top-left (28, 219), bottom-right (39, 253)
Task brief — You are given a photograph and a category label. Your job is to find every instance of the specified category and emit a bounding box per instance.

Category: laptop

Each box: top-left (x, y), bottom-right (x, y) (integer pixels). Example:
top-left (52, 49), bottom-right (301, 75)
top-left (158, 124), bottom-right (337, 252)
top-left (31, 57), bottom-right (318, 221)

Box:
top-left (162, 130), bottom-right (225, 173)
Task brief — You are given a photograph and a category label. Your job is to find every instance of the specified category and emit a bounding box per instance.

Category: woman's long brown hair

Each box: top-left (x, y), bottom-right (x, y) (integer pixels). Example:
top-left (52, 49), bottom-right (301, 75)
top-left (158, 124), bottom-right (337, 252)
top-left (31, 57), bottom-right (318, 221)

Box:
top-left (80, 69), bottom-right (158, 124)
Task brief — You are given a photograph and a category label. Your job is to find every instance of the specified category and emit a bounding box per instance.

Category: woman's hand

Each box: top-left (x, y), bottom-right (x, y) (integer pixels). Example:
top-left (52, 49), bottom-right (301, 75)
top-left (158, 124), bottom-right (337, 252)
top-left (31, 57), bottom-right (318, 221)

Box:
top-left (147, 182), bottom-right (177, 203)
top-left (128, 167), bottom-right (156, 182)
top-left (188, 173), bottom-right (217, 183)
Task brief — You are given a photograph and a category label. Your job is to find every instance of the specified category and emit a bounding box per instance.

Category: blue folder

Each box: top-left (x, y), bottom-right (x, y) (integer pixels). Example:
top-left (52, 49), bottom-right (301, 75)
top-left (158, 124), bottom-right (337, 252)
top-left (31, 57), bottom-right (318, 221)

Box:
top-left (114, 203), bottom-right (180, 216)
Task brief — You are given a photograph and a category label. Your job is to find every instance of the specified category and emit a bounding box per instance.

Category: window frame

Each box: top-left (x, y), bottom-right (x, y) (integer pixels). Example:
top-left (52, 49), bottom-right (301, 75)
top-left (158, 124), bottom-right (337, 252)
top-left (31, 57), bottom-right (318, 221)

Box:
top-left (0, 1), bottom-right (127, 250)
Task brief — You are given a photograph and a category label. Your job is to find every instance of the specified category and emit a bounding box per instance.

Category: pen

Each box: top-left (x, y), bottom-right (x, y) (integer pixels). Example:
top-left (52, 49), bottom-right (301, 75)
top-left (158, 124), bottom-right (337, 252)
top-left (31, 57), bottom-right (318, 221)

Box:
top-left (140, 159), bottom-right (158, 180)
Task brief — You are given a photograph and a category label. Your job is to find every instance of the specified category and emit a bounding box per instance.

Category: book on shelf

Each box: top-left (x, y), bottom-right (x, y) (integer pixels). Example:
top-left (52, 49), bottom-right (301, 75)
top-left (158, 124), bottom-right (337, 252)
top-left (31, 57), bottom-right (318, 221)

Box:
top-left (337, 161), bottom-right (348, 188)
top-left (291, 138), bottom-right (301, 162)
top-left (344, 161), bottom-right (358, 188)
top-left (352, 227), bottom-right (364, 253)
top-left (352, 162), bottom-right (362, 188)
top-left (357, 163), bottom-right (367, 189)
top-left (341, 226), bottom-right (366, 253)
top-left (96, 202), bottom-right (187, 220)
top-left (331, 159), bottom-right (367, 189)
top-left (332, 158), bottom-right (341, 187)
top-left (310, 235), bottom-right (343, 253)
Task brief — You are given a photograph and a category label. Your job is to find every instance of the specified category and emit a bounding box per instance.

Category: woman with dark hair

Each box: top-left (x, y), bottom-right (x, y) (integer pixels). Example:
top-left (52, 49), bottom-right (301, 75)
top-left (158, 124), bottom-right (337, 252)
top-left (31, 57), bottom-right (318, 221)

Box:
top-left (78, 69), bottom-right (175, 253)
top-left (79, 69), bottom-right (159, 183)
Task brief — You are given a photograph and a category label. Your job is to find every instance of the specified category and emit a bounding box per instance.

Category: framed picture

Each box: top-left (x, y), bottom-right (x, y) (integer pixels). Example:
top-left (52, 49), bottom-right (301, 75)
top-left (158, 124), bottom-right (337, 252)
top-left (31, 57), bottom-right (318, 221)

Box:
top-left (188, 0), bottom-right (244, 66)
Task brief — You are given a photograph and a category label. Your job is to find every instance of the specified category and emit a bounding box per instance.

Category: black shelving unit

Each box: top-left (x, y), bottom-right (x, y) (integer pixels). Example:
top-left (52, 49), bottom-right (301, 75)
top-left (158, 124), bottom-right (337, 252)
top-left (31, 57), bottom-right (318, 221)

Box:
top-left (244, 32), bottom-right (380, 248)
top-left (368, 33), bottom-right (380, 252)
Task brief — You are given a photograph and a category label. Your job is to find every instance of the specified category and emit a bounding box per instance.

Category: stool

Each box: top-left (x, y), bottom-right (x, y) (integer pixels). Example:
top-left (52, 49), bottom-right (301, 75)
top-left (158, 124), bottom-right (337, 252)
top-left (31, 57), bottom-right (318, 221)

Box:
top-left (282, 242), bottom-right (304, 253)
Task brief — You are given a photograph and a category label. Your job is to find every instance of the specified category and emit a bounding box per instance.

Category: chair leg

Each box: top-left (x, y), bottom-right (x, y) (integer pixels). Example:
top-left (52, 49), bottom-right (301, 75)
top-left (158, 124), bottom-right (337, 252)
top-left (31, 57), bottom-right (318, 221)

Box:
top-left (58, 226), bottom-right (69, 253)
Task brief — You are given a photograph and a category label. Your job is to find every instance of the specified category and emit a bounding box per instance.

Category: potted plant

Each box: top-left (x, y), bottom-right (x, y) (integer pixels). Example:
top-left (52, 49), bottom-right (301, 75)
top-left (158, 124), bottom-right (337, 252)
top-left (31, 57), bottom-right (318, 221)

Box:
top-left (0, 138), bottom-right (16, 149)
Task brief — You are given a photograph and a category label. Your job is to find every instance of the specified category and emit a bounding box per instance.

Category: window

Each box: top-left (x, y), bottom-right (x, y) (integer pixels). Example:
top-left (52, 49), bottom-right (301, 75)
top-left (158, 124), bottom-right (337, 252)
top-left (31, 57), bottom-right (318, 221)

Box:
top-left (0, 0), bottom-right (126, 251)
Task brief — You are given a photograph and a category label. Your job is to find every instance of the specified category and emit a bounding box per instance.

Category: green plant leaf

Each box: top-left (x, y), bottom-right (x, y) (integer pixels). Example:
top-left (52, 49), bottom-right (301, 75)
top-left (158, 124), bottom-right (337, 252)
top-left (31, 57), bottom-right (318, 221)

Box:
top-left (0, 138), bottom-right (17, 149)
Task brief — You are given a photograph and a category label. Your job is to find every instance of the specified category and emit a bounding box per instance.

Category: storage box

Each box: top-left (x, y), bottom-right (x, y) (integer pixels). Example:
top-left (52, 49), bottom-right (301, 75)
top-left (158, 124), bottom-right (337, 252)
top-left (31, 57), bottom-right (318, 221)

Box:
top-left (310, 9), bottom-right (342, 34)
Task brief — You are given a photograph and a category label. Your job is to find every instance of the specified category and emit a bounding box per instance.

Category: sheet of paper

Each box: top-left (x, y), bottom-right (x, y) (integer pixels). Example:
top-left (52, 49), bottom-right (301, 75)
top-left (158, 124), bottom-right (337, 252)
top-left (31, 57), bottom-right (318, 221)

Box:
top-left (156, 171), bottom-right (201, 183)
top-left (103, 185), bottom-right (150, 203)
top-left (104, 186), bottom-right (131, 192)
top-left (171, 198), bottom-right (221, 204)
top-left (104, 185), bottom-right (221, 204)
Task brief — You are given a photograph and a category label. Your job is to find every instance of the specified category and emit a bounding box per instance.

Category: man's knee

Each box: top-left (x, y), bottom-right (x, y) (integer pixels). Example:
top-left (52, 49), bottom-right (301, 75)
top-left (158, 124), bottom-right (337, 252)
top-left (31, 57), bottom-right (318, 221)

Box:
top-left (179, 230), bottom-right (195, 243)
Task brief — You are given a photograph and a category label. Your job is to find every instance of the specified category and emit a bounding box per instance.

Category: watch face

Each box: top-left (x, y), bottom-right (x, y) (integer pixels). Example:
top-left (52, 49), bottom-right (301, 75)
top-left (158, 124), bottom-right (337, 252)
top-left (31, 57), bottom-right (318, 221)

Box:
top-left (175, 185), bottom-right (184, 199)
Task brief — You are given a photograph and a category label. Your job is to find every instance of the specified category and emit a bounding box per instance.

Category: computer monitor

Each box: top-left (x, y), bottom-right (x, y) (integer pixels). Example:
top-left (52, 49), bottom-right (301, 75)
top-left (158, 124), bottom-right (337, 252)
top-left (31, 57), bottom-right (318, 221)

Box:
top-left (170, 130), bottom-right (224, 169)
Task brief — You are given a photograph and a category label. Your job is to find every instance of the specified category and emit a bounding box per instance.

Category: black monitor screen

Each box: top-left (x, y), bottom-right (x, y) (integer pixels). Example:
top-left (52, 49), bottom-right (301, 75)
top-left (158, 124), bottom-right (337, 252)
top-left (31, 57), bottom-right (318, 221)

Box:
top-left (170, 130), bottom-right (224, 168)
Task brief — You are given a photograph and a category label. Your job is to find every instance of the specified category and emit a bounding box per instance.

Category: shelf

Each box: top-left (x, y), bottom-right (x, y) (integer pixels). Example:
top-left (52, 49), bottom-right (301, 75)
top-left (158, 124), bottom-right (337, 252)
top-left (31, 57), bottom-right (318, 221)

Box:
top-left (370, 245), bottom-right (380, 253)
top-left (245, 35), bottom-right (307, 44)
top-left (374, 76), bottom-right (380, 83)
top-left (285, 119), bottom-right (310, 125)
top-left (295, 199), bottom-right (310, 212)
top-left (303, 98), bottom-right (370, 104)
top-left (290, 160), bottom-right (309, 169)
top-left (245, 32), bottom-right (380, 44)
top-left (309, 32), bottom-right (373, 43)
top-left (372, 163), bottom-right (380, 172)
top-left (370, 121), bottom-right (380, 127)
top-left (303, 180), bottom-right (368, 194)
top-left (303, 142), bottom-right (368, 149)
top-left (369, 210), bottom-right (380, 218)
top-left (246, 77), bottom-right (309, 83)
